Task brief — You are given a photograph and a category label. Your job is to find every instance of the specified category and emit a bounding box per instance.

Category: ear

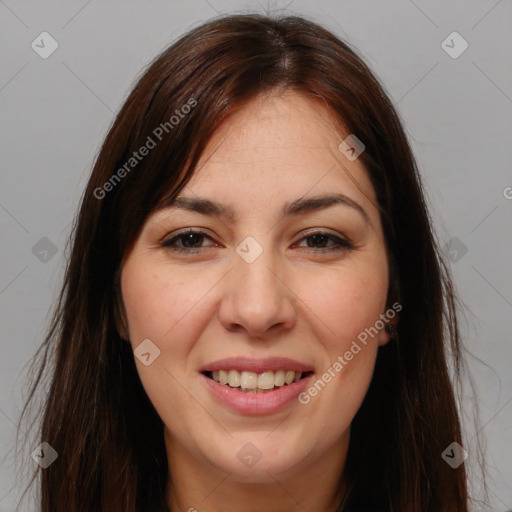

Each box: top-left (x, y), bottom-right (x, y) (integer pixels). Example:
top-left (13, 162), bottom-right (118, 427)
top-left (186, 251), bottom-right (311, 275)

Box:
top-left (379, 268), bottom-right (401, 347)
top-left (377, 319), bottom-right (398, 347)
top-left (377, 299), bottom-right (401, 347)
top-left (379, 258), bottom-right (401, 347)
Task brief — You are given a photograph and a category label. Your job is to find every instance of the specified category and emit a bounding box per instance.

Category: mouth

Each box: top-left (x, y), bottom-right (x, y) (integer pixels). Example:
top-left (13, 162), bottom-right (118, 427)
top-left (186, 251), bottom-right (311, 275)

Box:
top-left (202, 369), bottom-right (315, 393)
top-left (199, 358), bottom-right (316, 414)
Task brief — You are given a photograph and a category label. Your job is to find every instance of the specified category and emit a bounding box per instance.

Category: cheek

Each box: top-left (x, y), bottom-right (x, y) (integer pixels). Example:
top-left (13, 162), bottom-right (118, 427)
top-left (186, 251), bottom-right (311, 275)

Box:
top-left (296, 264), bottom-right (389, 346)
top-left (121, 263), bottom-right (199, 343)
top-left (293, 263), bottom-right (387, 410)
top-left (120, 262), bottom-right (196, 411)
top-left (120, 261), bottom-right (223, 404)
top-left (120, 263), bottom-right (203, 427)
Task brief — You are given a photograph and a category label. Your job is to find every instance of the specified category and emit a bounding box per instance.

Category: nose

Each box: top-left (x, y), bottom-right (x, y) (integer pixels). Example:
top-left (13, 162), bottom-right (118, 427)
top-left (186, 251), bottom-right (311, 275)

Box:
top-left (218, 242), bottom-right (297, 339)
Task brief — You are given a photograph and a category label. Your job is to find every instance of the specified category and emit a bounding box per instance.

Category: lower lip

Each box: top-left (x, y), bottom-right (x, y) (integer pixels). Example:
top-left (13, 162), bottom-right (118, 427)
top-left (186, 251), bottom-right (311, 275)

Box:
top-left (200, 373), bottom-right (314, 415)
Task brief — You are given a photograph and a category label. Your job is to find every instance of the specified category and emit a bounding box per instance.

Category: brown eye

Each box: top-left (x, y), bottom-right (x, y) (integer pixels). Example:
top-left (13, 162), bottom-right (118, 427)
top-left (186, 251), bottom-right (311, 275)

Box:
top-left (161, 230), bottom-right (214, 253)
top-left (295, 232), bottom-right (353, 253)
top-left (161, 229), bottom-right (353, 255)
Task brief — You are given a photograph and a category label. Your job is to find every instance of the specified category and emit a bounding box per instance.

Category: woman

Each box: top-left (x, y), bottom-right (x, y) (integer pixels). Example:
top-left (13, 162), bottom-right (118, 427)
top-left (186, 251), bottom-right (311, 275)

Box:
top-left (18, 12), bottom-right (477, 512)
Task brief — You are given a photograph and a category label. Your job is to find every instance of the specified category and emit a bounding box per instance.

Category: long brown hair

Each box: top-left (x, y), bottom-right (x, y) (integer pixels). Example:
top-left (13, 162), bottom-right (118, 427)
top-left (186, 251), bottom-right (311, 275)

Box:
top-left (17, 12), bottom-right (477, 511)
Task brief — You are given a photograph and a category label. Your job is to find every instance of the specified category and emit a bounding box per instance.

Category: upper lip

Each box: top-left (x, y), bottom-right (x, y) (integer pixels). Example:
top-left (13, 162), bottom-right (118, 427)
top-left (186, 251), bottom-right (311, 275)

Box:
top-left (199, 356), bottom-right (315, 374)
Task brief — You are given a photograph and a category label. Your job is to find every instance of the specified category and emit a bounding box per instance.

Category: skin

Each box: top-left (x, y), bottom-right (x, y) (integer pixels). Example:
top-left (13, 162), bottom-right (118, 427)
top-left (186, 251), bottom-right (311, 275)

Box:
top-left (118, 90), bottom-right (396, 512)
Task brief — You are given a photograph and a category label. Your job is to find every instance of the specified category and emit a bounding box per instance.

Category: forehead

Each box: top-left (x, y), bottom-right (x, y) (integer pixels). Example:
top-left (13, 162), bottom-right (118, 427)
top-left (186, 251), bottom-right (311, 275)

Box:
top-left (164, 91), bottom-right (379, 226)
top-left (196, 91), bottom-right (349, 170)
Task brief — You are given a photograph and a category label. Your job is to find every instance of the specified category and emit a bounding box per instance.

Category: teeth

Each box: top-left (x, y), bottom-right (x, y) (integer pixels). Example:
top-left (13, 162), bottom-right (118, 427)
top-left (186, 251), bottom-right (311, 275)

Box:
top-left (274, 369), bottom-right (285, 387)
top-left (219, 370), bottom-right (228, 385)
top-left (228, 369), bottom-right (240, 387)
top-left (209, 369), bottom-right (306, 391)
top-left (257, 371), bottom-right (274, 390)
top-left (241, 371), bottom-right (258, 390)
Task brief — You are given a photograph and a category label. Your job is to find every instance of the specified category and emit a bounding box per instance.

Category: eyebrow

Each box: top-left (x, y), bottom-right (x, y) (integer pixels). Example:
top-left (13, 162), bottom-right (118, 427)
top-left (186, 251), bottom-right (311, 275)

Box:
top-left (161, 193), bottom-right (370, 226)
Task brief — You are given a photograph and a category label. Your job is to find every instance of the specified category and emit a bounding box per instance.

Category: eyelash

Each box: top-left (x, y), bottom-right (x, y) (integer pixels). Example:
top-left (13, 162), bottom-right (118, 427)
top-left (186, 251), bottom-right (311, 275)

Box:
top-left (160, 229), bottom-right (354, 254)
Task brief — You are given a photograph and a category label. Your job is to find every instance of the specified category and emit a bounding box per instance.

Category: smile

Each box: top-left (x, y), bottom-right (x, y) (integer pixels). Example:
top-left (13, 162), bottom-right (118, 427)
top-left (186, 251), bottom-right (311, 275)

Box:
top-left (203, 369), bottom-right (313, 393)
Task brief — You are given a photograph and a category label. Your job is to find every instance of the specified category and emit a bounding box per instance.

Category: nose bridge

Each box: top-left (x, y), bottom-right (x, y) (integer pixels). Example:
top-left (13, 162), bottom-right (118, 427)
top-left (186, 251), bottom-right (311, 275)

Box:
top-left (220, 234), bottom-right (295, 336)
top-left (235, 235), bottom-right (277, 299)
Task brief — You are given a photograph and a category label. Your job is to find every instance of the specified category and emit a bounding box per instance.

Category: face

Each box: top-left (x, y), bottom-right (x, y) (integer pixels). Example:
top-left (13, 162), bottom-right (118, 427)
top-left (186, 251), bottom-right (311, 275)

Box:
top-left (119, 91), bottom-right (393, 484)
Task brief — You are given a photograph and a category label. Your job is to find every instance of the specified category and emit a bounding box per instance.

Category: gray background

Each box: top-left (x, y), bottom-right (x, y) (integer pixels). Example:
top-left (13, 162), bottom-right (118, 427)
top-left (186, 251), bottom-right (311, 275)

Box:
top-left (1, 1), bottom-right (511, 510)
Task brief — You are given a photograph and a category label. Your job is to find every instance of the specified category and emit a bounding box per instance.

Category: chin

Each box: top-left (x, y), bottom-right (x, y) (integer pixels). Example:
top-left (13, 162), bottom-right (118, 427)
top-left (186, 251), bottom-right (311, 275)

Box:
top-left (205, 439), bottom-right (308, 483)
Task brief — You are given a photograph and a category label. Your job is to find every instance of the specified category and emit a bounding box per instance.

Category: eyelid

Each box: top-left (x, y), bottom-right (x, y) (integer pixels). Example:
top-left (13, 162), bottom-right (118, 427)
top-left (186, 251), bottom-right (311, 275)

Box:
top-left (160, 227), bottom-right (354, 254)
top-left (160, 228), bottom-right (218, 250)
